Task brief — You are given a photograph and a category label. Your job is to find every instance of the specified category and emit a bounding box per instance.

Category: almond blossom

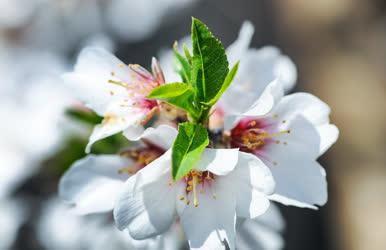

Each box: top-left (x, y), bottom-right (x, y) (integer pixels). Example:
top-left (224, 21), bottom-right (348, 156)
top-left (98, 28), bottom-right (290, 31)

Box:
top-left (114, 146), bottom-right (275, 250)
top-left (223, 80), bottom-right (339, 208)
top-left (63, 47), bottom-right (166, 153)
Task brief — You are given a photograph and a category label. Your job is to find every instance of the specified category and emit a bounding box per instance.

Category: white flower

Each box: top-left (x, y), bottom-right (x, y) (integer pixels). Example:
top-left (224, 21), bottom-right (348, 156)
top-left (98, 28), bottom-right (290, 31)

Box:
top-left (224, 81), bottom-right (339, 209)
top-left (63, 47), bottom-right (166, 153)
top-left (114, 146), bottom-right (275, 250)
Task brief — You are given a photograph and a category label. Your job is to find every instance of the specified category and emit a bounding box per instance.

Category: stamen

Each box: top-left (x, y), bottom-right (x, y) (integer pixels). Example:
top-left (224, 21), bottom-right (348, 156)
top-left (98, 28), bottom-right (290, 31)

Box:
top-left (108, 79), bottom-right (128, 88)
top-left (192, 175), bottom-right (199, 207)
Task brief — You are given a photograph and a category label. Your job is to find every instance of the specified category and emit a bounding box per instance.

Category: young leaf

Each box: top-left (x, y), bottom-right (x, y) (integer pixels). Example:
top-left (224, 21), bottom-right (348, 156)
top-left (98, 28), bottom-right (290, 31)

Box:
top-left (148, 83), bottom-right (199, 118)
top-left (183, 44), bottom-right (192, 62)
top-left (191, 17), bottom-right (229, 103)
top-left (148, 82), bottom-right (193, 99)
top-left (172, 123), bottom-right (209, 180)
top-left (173, 43), bottom-right (192, 84)
top-left (165, 90), bottom-right (199, 119)
top-left (201, 61), bottom-right (240, 106)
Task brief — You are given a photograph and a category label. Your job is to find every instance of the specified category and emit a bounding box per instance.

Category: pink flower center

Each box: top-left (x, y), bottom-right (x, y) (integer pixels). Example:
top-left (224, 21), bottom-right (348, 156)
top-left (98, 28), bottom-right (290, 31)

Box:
top-left (230, 118), bottom-right (290, 153)
top-left (108, 64), bottom-right (161, 111)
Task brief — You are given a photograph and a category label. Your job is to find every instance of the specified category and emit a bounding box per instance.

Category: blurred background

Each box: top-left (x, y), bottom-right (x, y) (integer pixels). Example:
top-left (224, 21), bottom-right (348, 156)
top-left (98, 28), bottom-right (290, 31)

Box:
top-left (1, 0), bottom-right (385, 249)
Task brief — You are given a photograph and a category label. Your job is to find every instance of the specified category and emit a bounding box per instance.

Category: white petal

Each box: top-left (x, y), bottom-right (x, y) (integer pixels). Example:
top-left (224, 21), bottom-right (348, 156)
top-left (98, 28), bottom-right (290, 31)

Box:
top-left (252, 204), bottom-right (284, 232)
top-left (273, 92), bottom-right (331, 127)
top-left (178, 179), bottom-right (237, 250)
top-left (265, 115), bottom-right (322, 160)
top-left (59, 155), bottom-right (131, 214)
top-left (224, 80), bottom-right (283, 131)
top-left (85, 110), bottom-right (145, 153)
top-left (242, 79), bottom-right (284, 117)
top-left (236, 205), bottom-right (285, 250)
top-left (274, 52), bottom-right (297, 92)
top-left (270, 93), bottom-right (338, 157)
top-left (0, 199), bottom-right (26, 250)
top-left (317, 124), bottom-right (339, 155)
top-left (220, 46), bottom-right (295, 115)
top-left (114, 151), bottom-right (176, 239)
top-left (63, 47), bottom-right (133, 116)
top-left (223, 152), bottom-right (275, 219)
top-left (194, 148), bottom-right (239, 176)
top-left (226, 21), bottom-right (254, 65)
top-left (267, 158), bottom-right (327, 209)
top-left (124, 124), bottom-right (178, 150)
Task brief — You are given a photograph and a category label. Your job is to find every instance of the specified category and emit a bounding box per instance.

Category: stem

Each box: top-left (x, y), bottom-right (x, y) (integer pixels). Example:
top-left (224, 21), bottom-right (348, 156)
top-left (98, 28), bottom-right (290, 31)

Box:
top-left (196, 106), bottom-right (210, 126)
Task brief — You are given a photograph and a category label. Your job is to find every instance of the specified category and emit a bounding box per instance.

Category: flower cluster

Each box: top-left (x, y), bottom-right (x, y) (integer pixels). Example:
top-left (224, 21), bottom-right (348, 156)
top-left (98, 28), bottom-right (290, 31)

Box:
top-left (59, 18), bottom-right (338, 249)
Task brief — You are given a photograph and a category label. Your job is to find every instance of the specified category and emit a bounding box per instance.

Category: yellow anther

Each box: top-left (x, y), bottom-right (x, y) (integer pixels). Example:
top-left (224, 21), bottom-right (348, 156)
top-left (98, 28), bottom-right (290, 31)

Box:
top-left (180, 196), bottom-right (185, 201)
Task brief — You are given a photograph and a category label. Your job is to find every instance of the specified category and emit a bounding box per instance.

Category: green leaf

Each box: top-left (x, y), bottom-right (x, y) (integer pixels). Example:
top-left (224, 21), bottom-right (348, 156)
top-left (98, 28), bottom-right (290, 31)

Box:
top-left (148, 82), bottom-right (194, 99)
top-left (201, 61), bottom-right (240, 106)
top-left (166, 90), bottom-right (199, 118)
top-left (172, 123), bottom-right (209, 180)
top-left (191, 17), bottom-right (229, 103)
top-left (173, 43), bottom-right (192, 84)
top-left (148, 83), bottom-right (199, 118)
